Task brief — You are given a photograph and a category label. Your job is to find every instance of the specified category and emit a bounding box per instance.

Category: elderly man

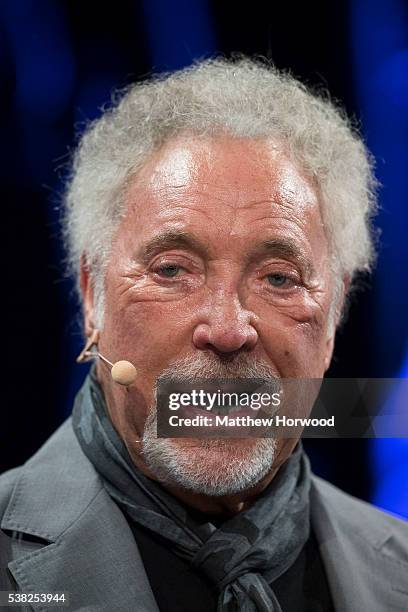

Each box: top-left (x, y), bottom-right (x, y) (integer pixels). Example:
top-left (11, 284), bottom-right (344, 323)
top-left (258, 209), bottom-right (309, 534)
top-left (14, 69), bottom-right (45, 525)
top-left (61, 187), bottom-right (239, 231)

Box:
top-left (1, 57), bottom-right (407, 612)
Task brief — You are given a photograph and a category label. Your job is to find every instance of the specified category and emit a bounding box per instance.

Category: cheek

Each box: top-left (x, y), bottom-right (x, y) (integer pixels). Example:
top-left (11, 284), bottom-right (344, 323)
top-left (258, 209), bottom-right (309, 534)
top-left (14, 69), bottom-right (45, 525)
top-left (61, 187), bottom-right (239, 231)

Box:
top-left (255, 302), bottom-right (329, 376)
top-left (102, 283), bottom-right (193, 373)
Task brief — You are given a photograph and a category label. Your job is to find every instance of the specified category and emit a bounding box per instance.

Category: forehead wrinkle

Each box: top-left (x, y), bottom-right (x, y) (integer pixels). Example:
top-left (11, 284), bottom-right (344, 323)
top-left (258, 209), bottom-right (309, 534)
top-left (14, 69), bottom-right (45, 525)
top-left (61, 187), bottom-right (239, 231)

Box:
top-left (131, 163), bottom-right (317, 216)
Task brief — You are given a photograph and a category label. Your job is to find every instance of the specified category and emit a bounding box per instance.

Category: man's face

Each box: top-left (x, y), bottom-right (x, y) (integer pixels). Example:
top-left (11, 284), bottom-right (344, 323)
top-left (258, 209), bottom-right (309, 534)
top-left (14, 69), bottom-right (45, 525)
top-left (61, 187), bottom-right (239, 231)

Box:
top-left (83, 135), bottom-right (339, 496)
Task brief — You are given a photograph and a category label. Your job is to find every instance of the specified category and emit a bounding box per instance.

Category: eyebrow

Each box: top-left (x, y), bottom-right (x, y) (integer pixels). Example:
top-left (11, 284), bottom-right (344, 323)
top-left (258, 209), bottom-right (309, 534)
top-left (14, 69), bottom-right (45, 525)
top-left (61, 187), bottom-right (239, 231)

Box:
top-left (137, 230), bottom-right (314, 276)
top-left (137, 230), bottom-right (210, 263)
top-left (246, 238), bottom-right (314, 276)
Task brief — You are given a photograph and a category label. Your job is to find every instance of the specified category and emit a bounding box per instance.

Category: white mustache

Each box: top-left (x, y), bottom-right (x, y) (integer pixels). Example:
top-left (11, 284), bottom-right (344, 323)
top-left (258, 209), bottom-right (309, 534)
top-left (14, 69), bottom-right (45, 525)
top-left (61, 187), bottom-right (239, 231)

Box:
top-left (156, 353), bottom-right (278, 381)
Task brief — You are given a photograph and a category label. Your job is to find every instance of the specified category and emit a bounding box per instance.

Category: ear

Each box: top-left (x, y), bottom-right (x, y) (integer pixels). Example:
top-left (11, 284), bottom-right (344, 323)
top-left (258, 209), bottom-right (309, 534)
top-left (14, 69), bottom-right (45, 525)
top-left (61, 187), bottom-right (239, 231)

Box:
top-left (323, 274), bottom-right (351, 372)
top-left (80, 252), bottom-right (95, 337)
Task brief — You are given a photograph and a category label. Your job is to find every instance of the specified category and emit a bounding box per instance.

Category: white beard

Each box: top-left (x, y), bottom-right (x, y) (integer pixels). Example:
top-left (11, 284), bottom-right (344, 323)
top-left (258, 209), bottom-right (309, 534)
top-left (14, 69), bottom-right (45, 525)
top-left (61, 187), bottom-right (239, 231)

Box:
top-left (141, 353), bottom-right (279, 496)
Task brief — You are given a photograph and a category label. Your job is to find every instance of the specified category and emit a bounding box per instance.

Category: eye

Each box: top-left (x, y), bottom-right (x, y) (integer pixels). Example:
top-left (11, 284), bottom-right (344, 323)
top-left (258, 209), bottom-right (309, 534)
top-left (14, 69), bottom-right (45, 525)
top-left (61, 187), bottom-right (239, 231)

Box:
top-left (266, 273), bottom-right (294, 288)
top-left (156, 264), bottom-right (183, 278)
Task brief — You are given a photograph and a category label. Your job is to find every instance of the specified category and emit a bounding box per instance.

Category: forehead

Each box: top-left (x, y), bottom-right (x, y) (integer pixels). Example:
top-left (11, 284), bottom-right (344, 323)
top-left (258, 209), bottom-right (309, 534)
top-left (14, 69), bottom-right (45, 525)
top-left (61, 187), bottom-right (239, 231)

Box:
top-left (123, 135), bottom-right (325, 251)
top-left (130, 134), bottom-right (318, 202)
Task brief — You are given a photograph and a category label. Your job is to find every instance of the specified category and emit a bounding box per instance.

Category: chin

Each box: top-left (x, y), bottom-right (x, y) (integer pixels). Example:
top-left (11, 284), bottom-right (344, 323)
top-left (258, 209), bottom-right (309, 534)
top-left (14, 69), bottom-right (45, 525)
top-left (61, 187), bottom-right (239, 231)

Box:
top-left (141, 432), bottom-right (278, 496)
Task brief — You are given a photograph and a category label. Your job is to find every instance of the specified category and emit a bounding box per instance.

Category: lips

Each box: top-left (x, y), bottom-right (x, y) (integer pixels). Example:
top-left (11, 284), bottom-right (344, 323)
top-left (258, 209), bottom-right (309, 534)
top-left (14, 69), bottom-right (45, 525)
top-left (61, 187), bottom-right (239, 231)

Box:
top-left (179, 404), bottom-right (263, 418)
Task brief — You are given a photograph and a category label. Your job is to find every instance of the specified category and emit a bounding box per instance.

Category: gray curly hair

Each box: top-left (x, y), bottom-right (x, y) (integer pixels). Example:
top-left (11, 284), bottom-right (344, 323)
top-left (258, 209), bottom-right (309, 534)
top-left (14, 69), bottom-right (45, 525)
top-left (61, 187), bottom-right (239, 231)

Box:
top-left (62, 56), bottom-right (379, 329)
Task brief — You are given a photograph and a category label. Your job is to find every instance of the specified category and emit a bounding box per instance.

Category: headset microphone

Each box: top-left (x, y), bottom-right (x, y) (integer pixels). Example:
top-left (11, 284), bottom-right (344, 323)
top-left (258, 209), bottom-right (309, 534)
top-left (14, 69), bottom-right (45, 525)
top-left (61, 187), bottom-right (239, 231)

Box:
top-left (76, 329), bottom-right (137, 386)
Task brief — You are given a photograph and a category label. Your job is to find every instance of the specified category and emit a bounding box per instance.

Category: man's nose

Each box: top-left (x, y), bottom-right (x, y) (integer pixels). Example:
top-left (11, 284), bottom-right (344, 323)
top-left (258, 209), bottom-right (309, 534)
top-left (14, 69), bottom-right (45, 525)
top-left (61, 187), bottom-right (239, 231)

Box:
top-left (192, 292), bottom-right (258, 354)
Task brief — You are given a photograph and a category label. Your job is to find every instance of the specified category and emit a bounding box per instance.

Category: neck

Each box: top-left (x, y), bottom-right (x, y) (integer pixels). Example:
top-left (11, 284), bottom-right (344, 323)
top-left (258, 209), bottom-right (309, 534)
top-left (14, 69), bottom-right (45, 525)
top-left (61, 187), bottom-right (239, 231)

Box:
top-left (164, 466), bottom-right (280, 516)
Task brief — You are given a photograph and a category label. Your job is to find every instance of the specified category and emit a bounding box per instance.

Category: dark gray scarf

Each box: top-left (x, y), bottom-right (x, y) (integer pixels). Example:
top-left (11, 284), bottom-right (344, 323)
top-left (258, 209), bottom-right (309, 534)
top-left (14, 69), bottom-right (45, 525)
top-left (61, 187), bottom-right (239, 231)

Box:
top-left (72, 369), bottom-right (311, 612)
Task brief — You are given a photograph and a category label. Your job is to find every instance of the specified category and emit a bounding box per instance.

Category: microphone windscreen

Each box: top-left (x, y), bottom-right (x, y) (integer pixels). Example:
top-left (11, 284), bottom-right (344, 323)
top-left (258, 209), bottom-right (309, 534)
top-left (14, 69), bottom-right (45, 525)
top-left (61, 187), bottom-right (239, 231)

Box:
top-left (111, 360), bottom-right (137, 386)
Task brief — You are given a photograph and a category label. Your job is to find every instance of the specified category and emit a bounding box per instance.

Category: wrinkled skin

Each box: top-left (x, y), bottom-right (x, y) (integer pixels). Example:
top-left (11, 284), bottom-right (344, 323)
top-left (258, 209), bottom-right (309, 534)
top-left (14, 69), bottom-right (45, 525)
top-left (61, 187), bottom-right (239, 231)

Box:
top-left (81, 135), bottom-right (347, 514)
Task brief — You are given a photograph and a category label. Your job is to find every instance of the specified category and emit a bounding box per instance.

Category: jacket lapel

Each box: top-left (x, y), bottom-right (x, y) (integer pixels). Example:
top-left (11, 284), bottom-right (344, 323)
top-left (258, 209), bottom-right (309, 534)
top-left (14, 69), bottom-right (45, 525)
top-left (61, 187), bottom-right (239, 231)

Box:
top-left (311, 475), bottom-right (408, 612)
top-left (1, 419), bottom-right (159, 612)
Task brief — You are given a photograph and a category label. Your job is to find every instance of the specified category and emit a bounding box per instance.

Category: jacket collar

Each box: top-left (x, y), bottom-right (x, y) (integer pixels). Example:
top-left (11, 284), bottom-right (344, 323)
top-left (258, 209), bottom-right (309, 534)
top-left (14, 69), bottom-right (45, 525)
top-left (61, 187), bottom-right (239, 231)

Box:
top-left (2, 418), bottom-right (101, 542)
top-left (311, 474), bottom-right (408, 611)
top-left (1, 418), bottom-right (159, 611)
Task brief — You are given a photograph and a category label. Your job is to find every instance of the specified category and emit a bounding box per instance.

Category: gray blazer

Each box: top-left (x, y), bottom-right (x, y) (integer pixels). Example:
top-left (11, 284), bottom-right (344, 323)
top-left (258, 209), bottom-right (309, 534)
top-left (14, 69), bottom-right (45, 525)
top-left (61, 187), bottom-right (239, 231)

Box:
top-left (1, 419), bottom-right (407, 611)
